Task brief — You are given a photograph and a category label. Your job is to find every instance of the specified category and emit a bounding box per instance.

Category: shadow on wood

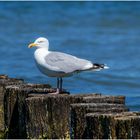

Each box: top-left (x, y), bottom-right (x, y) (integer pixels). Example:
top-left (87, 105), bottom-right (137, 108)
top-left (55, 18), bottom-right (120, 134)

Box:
top-left (4, 83), bottom-right (52, 138)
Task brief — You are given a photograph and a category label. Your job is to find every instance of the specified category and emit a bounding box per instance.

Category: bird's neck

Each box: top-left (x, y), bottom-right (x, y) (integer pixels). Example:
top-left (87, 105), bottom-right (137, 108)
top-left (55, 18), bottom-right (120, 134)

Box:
top-left (38, 47), bottom-right (49, 52)
top-left (34, 47), bottom-right (50, 58)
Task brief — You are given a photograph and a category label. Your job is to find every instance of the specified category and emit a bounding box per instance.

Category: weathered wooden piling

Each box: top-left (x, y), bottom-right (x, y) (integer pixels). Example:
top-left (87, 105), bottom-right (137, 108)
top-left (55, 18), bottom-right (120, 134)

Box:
top-left (25, 94), bottom-right (127, 139)
top-left (82, 95), bottom-right (125, 104)
top-left (85, 112), bottom-right (140, 139)
top-left (4, 83), bottom-right (52, 138)
top-left (0, 76), bottom-right (24, 138)
top-left (70, 103), bottom-right (129, 139)
top-left (0, 74), bottom-right (140, 139)
top-left (0, 75), bottom-right (8, 79)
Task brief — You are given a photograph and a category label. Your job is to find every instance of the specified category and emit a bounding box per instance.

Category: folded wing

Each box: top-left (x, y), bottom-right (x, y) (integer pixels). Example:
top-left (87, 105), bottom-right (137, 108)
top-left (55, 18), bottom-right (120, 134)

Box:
top-left (44, 52), bottom-right (93, 73)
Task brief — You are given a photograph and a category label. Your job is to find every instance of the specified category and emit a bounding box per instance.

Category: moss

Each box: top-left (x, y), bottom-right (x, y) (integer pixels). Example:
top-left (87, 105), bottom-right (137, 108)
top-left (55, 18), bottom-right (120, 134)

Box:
top-left (0, 128), bottom-right (8, 139)
top-left (0, 131), bottom-right (5, 139)
top-left (65, 130), bottom-right (70, 140)
top-left (0, 104), bottom-right (4, 126)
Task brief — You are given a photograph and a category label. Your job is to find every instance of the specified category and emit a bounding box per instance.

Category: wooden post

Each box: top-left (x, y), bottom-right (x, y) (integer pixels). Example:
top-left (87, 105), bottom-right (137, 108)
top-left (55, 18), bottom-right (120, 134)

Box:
top-left (25, 94), bottom-right (126, 139)
top-left (70, 103), bottom-right (129, 139)
top-left (0, 75), bottom-right (8, 79)
top-left (85, 112), bottom-right (140, 139)
top-left (0, 77), bottom-right (24, 138)
top-left (82, 95), bottom-right (125, 104)
top-left (4, 83), bottom-right (52, 138)
top-left (1, 74), bottom-right (139, 139)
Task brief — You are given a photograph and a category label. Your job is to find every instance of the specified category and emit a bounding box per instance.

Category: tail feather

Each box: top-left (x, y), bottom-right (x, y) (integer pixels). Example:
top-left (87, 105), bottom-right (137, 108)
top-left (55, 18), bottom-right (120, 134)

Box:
top-left (92, 63), bottom-right (109, 70)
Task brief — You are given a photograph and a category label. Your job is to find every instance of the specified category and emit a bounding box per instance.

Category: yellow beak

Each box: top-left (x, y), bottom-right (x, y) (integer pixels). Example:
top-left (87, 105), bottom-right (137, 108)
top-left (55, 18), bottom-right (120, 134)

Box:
top-left (28, 43), bottom-right (37, 48)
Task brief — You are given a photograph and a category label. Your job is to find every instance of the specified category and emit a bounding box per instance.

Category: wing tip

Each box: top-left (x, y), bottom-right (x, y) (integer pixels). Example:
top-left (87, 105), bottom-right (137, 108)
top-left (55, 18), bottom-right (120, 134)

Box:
top-left (92, 63), bottom-right (109, 70)
top-left (103, 64), bottom-right (109, 69)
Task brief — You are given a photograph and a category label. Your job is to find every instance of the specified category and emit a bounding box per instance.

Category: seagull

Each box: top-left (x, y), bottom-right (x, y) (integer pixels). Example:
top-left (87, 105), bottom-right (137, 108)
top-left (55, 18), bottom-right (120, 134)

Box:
top-left (28, 37), bottom-right (109, 94)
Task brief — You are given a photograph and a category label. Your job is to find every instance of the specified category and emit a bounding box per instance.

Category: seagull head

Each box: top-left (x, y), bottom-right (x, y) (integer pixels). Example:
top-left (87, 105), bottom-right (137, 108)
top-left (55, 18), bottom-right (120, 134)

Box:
top-left (28, 37), bottom-right (49, 49)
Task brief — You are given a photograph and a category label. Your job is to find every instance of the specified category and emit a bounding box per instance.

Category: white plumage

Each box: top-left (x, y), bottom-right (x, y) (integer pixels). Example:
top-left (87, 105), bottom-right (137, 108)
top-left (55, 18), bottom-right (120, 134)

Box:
top-left (28, 37), bottom-right (109, 94)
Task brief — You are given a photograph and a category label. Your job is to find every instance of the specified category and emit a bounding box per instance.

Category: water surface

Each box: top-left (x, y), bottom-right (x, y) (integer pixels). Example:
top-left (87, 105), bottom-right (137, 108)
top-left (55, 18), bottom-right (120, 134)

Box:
top-left (0, 2), bottom-right (140, 111)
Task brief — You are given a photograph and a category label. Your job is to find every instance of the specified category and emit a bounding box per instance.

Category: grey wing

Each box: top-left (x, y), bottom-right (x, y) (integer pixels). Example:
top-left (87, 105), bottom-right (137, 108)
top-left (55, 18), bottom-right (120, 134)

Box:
top-left (44, 52), bottom-right (93, 73)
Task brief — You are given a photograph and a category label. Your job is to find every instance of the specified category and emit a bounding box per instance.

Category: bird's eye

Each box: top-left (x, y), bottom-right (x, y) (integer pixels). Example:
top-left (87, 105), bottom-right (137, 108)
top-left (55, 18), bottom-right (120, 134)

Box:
top-left (38, 40), bottom-right (44, 43)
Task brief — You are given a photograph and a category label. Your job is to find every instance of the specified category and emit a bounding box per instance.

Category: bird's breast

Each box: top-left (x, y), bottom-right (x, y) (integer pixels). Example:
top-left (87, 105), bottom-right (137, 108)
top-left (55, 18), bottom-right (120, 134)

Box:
top-left (34, 49), bottom-right (68, 77)
top-left (34, 48), bottom-right (49, 65)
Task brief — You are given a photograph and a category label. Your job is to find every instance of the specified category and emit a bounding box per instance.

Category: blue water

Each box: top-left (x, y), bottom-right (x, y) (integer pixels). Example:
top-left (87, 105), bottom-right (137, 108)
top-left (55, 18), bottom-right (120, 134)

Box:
top-left (0, 2), bottom-right (140, 111)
